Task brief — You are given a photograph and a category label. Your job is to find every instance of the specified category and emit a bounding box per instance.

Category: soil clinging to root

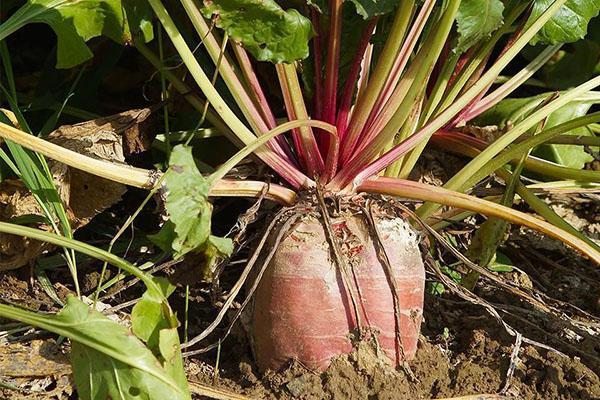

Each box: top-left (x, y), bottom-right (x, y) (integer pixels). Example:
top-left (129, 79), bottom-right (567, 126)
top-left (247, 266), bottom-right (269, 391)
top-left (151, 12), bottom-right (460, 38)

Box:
top-left (186, 293), bottom-right (600, 400)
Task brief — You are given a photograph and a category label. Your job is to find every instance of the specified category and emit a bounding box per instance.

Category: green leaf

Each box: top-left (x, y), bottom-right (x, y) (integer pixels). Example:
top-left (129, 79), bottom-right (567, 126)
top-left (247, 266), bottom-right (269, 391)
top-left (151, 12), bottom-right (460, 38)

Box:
top-left (474, 95), bottom-right (597, 169)
top-left (488, 252), bottom-right (514, 273)
top-left (533, 102), bottom-right (595, 169)
top-left (131, 276), bottom-right (189, 393)
top-left (0, 296), bottom-right (189, 400)
top-left (200, 235), bottom-right (234, 279)
top-left (0, 0), bottom-right (154, 68)
top-left (465, 217), bottom-right (509, 268)
top-left (347, 0), bottom-right (399, 19)
top-left (0, 0), bottom-right (128, 68)
top-left (163, 145), bottom-right (213, 257)
top-left (124, 0), bottom-right (155, 42)
top-left (200, 0), bottom-right (313, 63)
top-left (455, 0), bottom-right (504, 53)
top-left (538, 39), bottom-right (600, 89)
top-left (157, 145), bottom-right (233, 275)
top-left (132, 277), bottom-right (177, 350)
top-left (528, 0), bottom-right (600, 45)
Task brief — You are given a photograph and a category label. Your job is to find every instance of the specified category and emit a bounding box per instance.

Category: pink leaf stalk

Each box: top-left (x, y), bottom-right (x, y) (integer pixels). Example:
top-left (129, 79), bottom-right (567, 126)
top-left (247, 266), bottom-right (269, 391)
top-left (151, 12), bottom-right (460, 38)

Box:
top-left (336, 18), bottom-right (378, 141)
top-left (320, 0), bottom-right (343, 153)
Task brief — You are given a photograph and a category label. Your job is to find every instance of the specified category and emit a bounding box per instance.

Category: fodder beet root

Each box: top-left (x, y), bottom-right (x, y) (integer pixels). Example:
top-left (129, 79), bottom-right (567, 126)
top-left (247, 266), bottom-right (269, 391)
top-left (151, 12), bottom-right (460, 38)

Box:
top-left (251, 208), bottom-right (425, 371)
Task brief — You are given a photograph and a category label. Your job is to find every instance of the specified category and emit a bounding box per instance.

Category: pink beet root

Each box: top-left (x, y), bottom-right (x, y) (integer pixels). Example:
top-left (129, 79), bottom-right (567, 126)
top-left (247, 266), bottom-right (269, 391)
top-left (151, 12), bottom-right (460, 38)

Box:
top-left (251, 212), bottom-right (425, 372)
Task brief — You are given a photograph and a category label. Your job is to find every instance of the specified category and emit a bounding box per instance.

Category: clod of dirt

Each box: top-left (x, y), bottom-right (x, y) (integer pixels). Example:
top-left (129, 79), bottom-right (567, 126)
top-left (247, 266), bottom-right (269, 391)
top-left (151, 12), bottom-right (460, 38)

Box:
top-left (0, 109), bottom-right (154, 271)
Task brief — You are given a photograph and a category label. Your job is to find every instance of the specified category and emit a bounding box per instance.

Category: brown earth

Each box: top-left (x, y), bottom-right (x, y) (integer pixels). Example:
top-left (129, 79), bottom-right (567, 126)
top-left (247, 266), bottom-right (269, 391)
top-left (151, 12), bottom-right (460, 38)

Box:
top-left (185, 292), bottom-right (600, 400)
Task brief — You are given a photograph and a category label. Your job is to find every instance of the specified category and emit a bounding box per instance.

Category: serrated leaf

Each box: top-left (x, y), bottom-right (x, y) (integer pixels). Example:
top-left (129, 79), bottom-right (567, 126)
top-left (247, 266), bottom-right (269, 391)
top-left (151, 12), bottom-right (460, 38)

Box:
top-left (347, 0), bottom-right (399, 19)
top-left (0, 296), bottom-right (189, 400)
top-left (455, 0), bottom-right (504, 53)
top-left (527, 0), bottom-right (600, 45)
top-left (201, 0), bottom-right (313, 63)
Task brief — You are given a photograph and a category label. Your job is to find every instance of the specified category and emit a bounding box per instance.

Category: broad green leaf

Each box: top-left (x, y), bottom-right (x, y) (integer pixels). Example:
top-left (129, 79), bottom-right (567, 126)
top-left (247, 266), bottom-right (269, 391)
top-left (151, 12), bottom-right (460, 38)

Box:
top-left (124, 0), bottom-right (155, 42)
top-left (455, 0), bottom-right (504, 53)
top-left (0, 0), bottom-right (127, 68)
top-left (0, 0), bottom-right (154, 68)
top-left (533, 102), bottom-right (595, 169)
top-left (528, 0), bottom-right (600, 45)
top-left (539, 39), bottom-right (600, 89)
top-left (347, 0), bottom-right (399, 19)
top-left (474, 96), bottom-right (596, 169)
top-left (0, 296), bottom-right (189, 400)
top-left (163, 145), bottom-right (213, 257)
top-left (155, 145), bottom-right (233, 273)
top-left (132, 277), bottom-right (177, 350)
top-left (131, 276), bottom-right (189, 393)
top-left (201, 0), bottom-right (313, 63)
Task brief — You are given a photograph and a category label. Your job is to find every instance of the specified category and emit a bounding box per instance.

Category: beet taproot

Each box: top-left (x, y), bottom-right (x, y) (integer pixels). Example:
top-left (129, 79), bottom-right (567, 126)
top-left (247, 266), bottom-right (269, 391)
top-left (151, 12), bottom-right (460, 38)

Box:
top-left (251, 208), bottom-right (425, 371)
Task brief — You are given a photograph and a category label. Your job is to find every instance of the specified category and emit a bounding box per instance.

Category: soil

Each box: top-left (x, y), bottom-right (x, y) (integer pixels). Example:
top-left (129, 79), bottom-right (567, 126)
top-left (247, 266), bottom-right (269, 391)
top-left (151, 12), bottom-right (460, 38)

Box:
top-left (184, 290), bottom-right (600, 400)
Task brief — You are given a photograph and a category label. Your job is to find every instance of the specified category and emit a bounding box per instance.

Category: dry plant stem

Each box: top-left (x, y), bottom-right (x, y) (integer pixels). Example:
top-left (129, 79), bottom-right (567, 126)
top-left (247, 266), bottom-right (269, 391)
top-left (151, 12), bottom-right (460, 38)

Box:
top-left (358, 178), bottom-right (600, 264)
top-left (183, 211), bottom-right (302, 357)
top-left (315, 185), bottom-right (363, 331)
top-left (188, 381), bottom-right (252, 400)
top-left (424, 250), bottom-right (565, 355)
top-left (0, 120), bottom-right (298, 203)
top-left (209, 180), bottom-right (296, 205)
top-left (500, 332), bottom-right (522, 394)
top-left (181, 207), bottom-right (296, 349)
top-left (397, 202), bottom-right (600, 349)
top-left (0, 120), bottom-right (157, 187)
top-left (394, 202), bottom-right (549, 314)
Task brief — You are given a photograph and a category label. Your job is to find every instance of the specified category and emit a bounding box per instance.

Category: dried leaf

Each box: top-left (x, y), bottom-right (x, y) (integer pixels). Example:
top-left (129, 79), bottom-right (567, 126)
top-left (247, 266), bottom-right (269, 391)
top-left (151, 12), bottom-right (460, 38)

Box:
top-left (0, 109), bottom-right (154, 270)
